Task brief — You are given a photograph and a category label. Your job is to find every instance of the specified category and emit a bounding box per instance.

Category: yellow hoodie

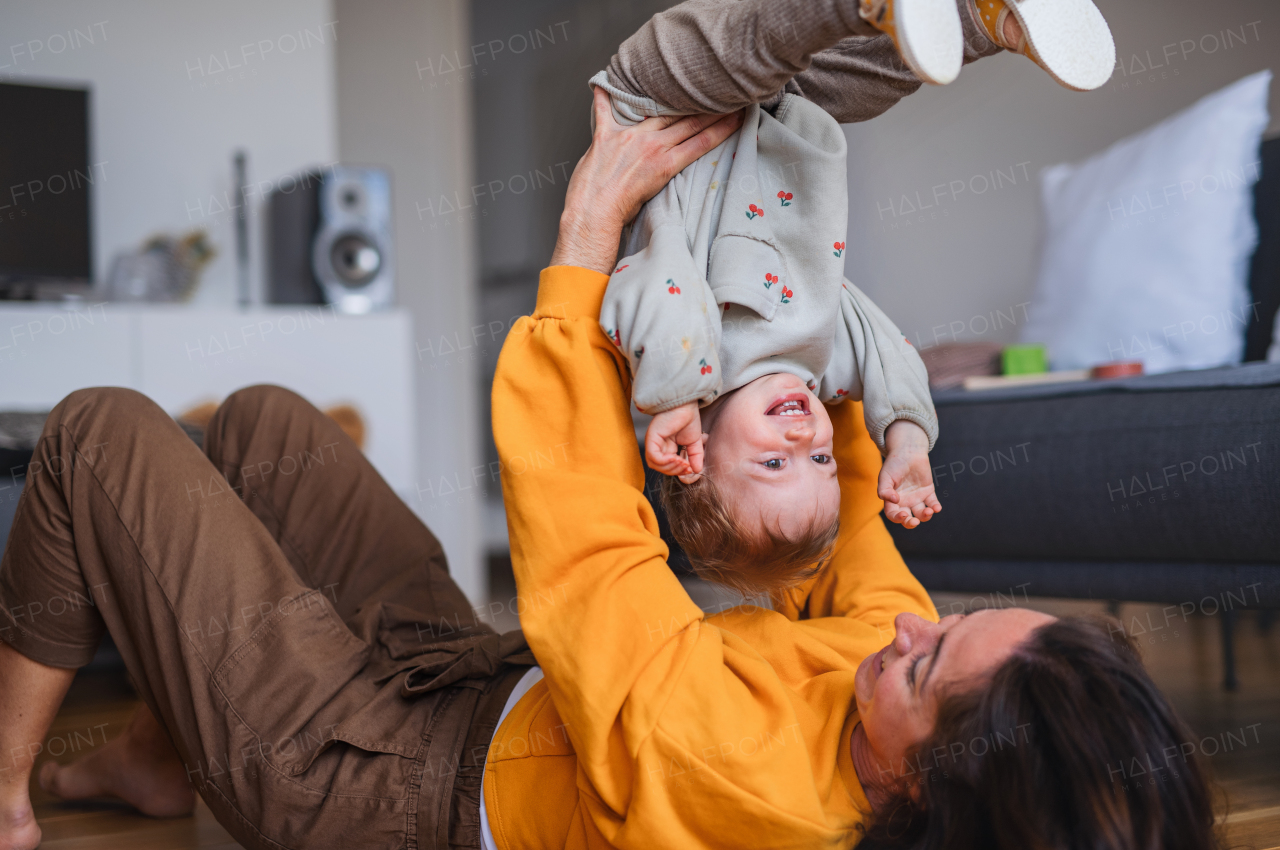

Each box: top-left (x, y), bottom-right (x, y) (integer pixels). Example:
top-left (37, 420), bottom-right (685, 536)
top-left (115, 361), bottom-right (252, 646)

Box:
top-left (486, 265), bottom-right (938, 849)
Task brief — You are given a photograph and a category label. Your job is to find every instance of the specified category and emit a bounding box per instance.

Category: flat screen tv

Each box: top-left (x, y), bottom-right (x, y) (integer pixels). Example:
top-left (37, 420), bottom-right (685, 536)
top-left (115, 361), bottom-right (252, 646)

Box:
top-left (0, 81), bottom-right (93, 292)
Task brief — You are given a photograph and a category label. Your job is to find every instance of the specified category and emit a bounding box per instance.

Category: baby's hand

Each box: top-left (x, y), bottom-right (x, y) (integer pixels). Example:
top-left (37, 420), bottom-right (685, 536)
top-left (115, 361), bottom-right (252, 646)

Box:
top-left (645, 403), bottom-right (706, 483)
top-left (878, 420), bottom-right (941, 529)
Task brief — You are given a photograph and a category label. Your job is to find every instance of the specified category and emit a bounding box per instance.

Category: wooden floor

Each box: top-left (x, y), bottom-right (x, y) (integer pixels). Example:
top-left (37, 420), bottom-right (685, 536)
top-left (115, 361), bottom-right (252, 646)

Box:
top-left (27, 600), bottom-right (1280, 849)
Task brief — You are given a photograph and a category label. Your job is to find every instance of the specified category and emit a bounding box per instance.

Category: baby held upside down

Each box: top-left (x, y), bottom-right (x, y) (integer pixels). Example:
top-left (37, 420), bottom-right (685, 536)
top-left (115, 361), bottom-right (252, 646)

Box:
top-left (591, 0), bottom-right (1118, 597)
top-left (597, 92), bottom-right (941, 596)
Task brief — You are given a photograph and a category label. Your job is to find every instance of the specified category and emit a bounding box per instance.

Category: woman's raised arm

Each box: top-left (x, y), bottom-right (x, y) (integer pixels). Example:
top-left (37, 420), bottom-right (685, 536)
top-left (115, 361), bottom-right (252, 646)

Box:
top-left (491, 89), bottom-right (747, 795)
top-left (550, 88), bottom-right (742, 273)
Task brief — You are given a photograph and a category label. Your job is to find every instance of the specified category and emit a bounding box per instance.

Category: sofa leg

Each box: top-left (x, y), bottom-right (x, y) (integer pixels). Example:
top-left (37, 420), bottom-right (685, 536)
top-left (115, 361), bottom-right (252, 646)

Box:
top-left (1220, 609), bottom-right (1239, 692)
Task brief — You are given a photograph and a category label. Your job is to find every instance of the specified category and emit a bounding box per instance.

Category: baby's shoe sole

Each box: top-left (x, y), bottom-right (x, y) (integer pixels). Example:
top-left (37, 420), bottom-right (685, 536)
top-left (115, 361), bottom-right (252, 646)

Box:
top-left (1008, 0), bottom-right (1116, 91)
top-left (896, 0), bottom-right (964, 85)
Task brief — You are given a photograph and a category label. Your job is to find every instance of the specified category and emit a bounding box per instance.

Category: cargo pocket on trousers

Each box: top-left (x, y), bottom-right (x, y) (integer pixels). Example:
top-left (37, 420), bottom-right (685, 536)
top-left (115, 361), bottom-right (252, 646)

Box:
top-left (212, 588), bottom-right (421, 779)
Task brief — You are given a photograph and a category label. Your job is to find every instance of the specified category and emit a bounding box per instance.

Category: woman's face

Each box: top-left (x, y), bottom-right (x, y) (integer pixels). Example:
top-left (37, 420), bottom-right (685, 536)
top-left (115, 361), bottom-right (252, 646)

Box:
top-left (852, 609), bottom-right (1056, 790)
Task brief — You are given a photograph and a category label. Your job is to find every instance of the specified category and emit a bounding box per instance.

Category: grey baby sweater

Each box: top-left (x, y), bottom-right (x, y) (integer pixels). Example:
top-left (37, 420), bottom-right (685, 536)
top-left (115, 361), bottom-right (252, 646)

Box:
top-left (595, 80), bottom-right (938, 452)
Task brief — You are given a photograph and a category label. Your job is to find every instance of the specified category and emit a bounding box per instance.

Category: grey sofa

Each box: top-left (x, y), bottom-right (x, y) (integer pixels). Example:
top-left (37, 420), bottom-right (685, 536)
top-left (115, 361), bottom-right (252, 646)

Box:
top-left (888, 363), bottom-right (1279, 693)
top-left (883, 137), bottom-right (1280, 689)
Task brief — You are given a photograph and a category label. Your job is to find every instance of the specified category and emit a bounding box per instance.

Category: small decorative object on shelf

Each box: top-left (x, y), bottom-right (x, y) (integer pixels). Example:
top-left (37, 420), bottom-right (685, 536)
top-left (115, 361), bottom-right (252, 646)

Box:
top-left (104, 230), bottom-right (215, 303)
top-left (1089, 361), bottom-right (1144, 379)
top-left (1001, 343), bottom-right (1048, 376)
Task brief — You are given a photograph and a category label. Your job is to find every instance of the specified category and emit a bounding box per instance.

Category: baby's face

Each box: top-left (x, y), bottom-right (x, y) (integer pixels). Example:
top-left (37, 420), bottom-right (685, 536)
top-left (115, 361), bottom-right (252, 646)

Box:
top-left (702, 373), bottom-right (840, 539)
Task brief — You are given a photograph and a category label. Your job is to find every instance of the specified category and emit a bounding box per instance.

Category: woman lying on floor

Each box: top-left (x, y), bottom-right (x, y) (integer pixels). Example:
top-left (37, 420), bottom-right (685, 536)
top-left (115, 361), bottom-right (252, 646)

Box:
top-left (2, 11), bottom-right (1220, 850)
top-left (0, 101), bottom-right (1223, 850)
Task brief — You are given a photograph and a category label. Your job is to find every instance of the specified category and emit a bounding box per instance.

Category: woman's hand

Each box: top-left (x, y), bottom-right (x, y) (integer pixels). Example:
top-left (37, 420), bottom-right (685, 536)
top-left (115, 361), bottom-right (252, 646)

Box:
top-left (550, 87), bottom-right (743, 273)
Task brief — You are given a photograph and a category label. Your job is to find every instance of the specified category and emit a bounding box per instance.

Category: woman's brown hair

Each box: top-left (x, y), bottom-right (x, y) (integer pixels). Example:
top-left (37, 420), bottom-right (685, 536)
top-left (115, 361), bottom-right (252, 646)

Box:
top-left (858, 615), bottom-right (1222, 850)
top-left (658, 472), bottom-right (839, 597)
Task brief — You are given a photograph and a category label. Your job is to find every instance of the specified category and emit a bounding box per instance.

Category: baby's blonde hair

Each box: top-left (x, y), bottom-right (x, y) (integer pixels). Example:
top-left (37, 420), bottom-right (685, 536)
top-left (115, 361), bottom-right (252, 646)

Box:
top-left (658, 472), bottom-right (839, 597)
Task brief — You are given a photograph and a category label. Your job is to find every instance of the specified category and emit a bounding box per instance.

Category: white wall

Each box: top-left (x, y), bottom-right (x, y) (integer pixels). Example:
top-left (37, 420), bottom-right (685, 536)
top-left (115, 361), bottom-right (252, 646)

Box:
top-left (0, 0), bottom-right (338, 306)
top-left (333, 0), bottom-right (486, 603)
top-left (843, 0), bottom-right (1277, 351)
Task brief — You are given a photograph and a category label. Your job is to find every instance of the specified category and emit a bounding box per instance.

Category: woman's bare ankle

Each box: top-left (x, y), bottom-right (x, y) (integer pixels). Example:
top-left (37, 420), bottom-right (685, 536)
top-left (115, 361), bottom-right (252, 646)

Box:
top-left (0, 780), bottom-right (41, 850)
top-left (0, 644), bottom-right (75, 850)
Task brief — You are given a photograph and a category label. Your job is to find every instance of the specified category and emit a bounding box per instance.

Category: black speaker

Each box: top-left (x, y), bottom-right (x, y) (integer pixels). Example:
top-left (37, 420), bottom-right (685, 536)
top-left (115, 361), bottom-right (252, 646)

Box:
top-left (266, 166), bottom-right (394, 313)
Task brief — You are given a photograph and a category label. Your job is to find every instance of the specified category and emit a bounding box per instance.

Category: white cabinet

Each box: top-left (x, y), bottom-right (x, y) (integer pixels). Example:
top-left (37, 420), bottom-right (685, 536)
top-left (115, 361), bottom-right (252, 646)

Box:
top-left (0, 303), bottom-right (416, 492)
top-left (0, 304), bottom-right (135, 401)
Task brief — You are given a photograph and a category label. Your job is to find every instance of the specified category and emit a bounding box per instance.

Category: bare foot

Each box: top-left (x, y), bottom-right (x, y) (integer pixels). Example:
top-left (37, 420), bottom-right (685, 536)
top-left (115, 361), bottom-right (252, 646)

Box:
top-left (0, 794), bottom-right (41, 850)
top-left (38, 705), bottom-right (195, 819)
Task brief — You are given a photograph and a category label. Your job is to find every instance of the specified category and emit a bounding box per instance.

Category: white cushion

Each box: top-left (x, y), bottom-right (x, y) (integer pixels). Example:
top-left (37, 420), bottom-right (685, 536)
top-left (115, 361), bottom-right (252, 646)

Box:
top-left (1021, 71), bottom-right (1271, 374)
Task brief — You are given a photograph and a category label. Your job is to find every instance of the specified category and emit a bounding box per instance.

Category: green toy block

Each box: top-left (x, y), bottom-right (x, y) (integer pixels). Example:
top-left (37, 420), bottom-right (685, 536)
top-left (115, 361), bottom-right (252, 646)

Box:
top-left (1002, 344), bottom-right (1047, 376)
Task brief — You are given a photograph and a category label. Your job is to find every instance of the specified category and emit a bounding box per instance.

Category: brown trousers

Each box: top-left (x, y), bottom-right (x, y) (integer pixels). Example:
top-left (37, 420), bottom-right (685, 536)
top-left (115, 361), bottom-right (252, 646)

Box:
top-left (605, 0), bottom-right (1002, 123)
top-left (0, 386), bottom-right (531, 850)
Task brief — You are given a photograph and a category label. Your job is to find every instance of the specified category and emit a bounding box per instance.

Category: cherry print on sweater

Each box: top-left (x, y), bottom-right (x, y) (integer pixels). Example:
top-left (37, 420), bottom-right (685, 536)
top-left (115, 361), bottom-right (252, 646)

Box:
top-left (593, 93), bottom-right (935, 453)
top-left (666, 279), bottom-right (681, 294)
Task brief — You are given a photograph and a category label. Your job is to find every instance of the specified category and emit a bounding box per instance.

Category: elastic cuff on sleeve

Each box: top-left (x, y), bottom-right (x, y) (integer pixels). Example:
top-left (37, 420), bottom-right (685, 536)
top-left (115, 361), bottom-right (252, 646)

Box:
top-left (870, 411), bottom-right (940, 454)
top-left (535, 266), bottom-right (611, 321)
top-left (588, 70), bottom-right (686, 123)
top-left (640, 391), bottom-right (716, 416)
